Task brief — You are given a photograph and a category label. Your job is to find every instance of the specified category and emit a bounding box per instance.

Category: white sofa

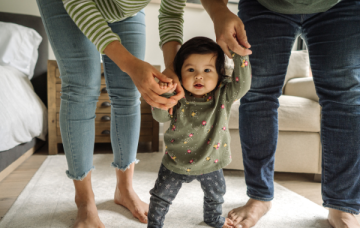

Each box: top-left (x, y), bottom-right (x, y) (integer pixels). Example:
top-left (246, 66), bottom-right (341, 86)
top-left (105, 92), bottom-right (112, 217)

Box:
top-left (163, 51), bottom-right (321, 176)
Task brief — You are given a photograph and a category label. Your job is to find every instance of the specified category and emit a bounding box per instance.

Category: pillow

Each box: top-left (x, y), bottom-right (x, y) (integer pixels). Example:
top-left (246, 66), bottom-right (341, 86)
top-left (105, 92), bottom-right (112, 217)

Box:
top-left (0, 22), bottom-right (42, 80)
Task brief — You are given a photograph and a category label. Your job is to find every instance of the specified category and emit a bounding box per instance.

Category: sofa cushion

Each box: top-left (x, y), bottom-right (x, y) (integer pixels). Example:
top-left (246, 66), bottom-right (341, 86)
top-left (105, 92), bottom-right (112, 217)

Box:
top-left (283, 50), bottom-right (310, 87)
top-left (284, 77), bottom-right (319, 102)
top-left (228, 95), bottom-right (321, 132)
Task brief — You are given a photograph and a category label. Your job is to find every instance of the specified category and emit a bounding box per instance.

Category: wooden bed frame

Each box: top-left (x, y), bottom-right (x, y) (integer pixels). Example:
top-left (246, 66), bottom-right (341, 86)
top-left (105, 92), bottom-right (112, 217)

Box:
top-left (0, 12), bottom-right (48, 182)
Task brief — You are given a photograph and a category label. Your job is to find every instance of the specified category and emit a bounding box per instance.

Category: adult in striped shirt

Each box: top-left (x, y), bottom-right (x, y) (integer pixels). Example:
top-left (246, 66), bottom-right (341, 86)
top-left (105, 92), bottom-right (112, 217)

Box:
top-left (36, 0), bottom-right (186, 227)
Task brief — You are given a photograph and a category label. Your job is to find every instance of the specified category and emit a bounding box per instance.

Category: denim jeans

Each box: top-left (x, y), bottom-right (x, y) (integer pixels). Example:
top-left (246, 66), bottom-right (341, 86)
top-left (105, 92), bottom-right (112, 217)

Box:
top-left (238, 0), bottom-right (360, 214)
top-left (148, 164), bottom-right (226, 228)
top-left (37, 0), bottom-right (145, 180)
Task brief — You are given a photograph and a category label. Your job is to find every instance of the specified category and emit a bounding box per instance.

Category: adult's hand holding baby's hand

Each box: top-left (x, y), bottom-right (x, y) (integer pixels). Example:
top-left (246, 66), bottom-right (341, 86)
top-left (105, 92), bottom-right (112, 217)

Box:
top-left (201, 0), bottom-right (252, 58)
top-left (103, 40), bottom-right (177, 111)
top-left (125, 58), bottom-right (178, 110)
top-left (162, 67), bottom-right (184, 115)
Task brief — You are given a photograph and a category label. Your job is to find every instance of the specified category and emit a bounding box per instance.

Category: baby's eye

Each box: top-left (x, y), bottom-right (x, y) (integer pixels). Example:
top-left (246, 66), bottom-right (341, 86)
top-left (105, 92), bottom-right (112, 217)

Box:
top-left (204, 69), bottom-right (211, 73)
top-left (188, 68), bottom-right (194, 72)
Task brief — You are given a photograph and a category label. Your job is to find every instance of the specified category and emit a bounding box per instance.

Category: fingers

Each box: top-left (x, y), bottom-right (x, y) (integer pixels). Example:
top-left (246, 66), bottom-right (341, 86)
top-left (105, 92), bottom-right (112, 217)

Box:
top-left (142, 78), bottom-right (178, 110)
top-left (142, 93), bottom-right (171, 110)
top-left (218, 40), bottom-right (232, 58)
top-left (227, 34), bottom-right (252, 57)
top-left (174, 82), bottom-right (185, 98)
top-left (155, 70), bottom-right (173, 83)
top-left (235, 23), bottom-right (251, 49)
top-left (163, 82), bottom-right (177, 94)
top-left (159, 81), bottom-right (169, 89)
top-left (216, 17), bottom-right (252, 57)
top-left (151, 78), bottom-right (175, 95)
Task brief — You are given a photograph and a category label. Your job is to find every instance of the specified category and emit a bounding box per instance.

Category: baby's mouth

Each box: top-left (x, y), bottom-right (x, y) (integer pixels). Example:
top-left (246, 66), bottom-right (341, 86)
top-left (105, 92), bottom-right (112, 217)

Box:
top-left (194, 83), bottom-right (204, 89)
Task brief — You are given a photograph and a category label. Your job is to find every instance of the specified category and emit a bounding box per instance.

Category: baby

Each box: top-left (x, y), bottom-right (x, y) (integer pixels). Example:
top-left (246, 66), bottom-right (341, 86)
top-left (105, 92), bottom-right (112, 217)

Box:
top-left (148, 37), bottom-right (251, 228)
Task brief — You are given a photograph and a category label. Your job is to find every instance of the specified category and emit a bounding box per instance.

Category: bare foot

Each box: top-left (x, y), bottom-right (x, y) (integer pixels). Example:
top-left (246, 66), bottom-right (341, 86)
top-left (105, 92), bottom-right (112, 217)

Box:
top-left (228, 198), bottom-right (272, 228)
top-left (328, 208), bottom-right (360, 228)
top-left (114, 186), bottom-right (149, 223)
top-left (74, 201), bottom-right (105, 228)
top-left (223, 217), bottom-right (242, 228)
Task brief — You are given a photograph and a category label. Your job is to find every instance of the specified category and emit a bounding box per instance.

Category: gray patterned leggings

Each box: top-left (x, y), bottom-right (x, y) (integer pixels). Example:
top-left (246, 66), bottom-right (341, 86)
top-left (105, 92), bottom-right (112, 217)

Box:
top-left (148, 164), bottom-right (226, 228)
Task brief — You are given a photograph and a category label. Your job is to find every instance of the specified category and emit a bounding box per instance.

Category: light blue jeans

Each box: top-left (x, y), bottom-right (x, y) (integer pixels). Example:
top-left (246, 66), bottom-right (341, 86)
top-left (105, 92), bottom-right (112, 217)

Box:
top-left (37, 0), bottom-right (145, 180)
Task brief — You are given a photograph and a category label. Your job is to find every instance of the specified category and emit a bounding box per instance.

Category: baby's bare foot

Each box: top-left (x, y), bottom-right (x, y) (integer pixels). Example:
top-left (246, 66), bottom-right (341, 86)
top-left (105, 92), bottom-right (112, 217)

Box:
top-left (223, 217), bottom-right (242, 228)
top-left (328, 208), bottom-right (360, 228)
top-left (114, 186), bottom-right (149, 223)
top-left (74, 202), bottom-right (104, 228)
top-left (228, 199), bottom-right (271, 228)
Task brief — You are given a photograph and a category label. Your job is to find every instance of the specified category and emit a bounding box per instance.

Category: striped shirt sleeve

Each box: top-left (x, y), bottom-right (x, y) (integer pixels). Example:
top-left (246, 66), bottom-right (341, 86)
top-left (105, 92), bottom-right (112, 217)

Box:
top-left (158, 0), bottom-right (186, 48)
top-left (63, 0), bottom-right (121, 54)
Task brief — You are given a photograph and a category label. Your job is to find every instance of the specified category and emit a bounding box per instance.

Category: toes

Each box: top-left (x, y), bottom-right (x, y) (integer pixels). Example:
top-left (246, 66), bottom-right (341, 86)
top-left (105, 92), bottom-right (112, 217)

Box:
top-left (134, 214), bottom-right (147, 224)
top-left (133, 208), bottom-right (148, 224)
top-left (140, 215), bottom-right (148, 223)
top-left (228, 211), bottom-right (237, 220)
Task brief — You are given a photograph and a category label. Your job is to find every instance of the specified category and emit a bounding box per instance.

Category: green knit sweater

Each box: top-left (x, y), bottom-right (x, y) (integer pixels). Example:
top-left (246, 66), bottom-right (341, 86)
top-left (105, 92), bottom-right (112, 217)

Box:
top-left (152, 54), bottom-right (251, 175)
top-left (62, 0), bottom-right (186, 54)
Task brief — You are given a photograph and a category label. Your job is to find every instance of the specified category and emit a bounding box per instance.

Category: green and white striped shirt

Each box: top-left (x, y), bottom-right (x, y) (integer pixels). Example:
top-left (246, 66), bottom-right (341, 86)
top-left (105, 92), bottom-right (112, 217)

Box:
top-left (63, 0), bottom-right (186, 54)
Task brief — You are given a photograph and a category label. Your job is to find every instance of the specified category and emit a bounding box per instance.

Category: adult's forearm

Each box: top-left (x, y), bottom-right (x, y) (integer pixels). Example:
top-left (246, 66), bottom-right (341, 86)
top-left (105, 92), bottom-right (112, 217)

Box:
top-left (201, 0), bottom-right (229, 21)
top-left (103, 40), bottom-right (136, 74)
top-left (162, 41), bottom-right (182, 70)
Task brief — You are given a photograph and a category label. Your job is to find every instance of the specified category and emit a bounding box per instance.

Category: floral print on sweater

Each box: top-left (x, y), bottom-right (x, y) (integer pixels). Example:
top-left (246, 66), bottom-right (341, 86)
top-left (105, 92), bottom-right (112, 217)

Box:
top-left (152, 53), bottom-right (251, 175)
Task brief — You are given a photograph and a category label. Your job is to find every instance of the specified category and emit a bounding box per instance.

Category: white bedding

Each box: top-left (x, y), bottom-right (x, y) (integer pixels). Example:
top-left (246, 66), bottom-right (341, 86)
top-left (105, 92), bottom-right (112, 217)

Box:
top-left (0, 65), bottom-right (47, 151)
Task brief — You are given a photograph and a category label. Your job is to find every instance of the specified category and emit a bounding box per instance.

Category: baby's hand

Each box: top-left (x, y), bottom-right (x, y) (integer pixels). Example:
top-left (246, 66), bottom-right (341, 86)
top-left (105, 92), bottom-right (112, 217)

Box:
top-left (223, 218), bottom-right (242, 228)
top-left (159, 81), bottom-right (177, 94)
top-left (159, 81), bottom-right (169, 89)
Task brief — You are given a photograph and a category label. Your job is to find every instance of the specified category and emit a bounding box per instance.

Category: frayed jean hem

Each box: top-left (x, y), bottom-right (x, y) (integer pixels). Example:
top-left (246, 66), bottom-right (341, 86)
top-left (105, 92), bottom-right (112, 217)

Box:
top-left (323, 203), bottom-right (359, 215)
top-left (247, 192), bottom-right (273, 202)
top-left (66, 166), bottom-right (95, 181)
top-left (111, 159), bottom-right (139, 171)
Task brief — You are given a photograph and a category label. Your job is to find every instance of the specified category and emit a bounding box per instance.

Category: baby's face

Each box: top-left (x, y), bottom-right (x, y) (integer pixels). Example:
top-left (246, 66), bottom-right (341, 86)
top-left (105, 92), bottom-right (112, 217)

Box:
top-left (181, 53), bottom-right (219, 98)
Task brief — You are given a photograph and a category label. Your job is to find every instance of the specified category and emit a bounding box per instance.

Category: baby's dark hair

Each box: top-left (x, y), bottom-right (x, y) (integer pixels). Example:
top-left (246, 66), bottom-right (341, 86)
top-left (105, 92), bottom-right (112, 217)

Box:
top-left (173, 36), bottom-right (226, 83)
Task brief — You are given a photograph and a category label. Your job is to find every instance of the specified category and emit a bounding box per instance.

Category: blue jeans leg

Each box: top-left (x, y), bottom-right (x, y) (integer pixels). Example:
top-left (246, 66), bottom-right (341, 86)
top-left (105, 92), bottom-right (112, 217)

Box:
top-left (238, 0), bottom-right (301, 201)
top-left (102, 11), bottom-right (145, 171)
top-left (301, 0), bottom-right (360, 214)
top-left (238, 0), bottom-right (360, 214)
top-left (37, 0), bottom-right (146, 179)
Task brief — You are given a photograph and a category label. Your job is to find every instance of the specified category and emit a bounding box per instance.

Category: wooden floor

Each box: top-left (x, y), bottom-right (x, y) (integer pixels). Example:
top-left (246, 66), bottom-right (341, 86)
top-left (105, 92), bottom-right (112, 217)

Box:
top-left (1, 142), bottom-right (359, 224)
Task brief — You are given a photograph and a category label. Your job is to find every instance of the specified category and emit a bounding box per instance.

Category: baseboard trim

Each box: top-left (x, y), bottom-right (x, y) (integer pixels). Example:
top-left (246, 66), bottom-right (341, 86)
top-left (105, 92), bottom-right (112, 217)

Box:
top-left (0, 144), bottom-right (40, 182)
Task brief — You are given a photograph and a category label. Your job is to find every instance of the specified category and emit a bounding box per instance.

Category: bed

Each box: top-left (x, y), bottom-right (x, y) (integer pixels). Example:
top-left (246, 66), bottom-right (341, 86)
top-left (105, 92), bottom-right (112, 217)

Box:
top-left (0, 12), bottom-right (48, 182)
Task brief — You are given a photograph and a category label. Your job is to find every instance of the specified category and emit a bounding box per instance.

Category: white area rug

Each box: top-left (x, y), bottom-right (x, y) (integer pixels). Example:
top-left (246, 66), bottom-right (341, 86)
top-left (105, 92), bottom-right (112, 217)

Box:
top-left (0, 153), bottom-right (331, 228)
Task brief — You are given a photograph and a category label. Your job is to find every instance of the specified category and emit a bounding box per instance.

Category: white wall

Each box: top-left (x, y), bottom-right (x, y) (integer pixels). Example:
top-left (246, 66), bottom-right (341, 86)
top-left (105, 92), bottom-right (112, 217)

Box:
top-left (145, 3), bottom-right (238, 70)
top-left (0, 0), bottom-right (237, 69)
